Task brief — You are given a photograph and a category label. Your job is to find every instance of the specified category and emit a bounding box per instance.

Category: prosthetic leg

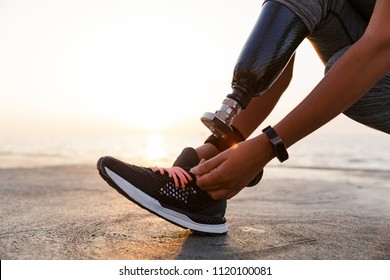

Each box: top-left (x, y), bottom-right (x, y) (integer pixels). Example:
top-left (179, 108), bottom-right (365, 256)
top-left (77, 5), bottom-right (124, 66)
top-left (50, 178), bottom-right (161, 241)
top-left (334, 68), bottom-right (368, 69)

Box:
top-left (201, 1), bottom-right (309, 138)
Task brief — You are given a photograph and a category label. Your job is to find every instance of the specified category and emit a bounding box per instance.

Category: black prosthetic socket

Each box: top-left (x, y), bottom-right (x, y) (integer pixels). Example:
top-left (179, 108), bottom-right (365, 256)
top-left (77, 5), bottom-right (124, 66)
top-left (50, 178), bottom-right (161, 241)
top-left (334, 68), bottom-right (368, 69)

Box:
top-left (201, 1), bottom-right (308, 137)
top-left (204, 126), bottom-right (245, 152)
top-left (231, 1), bottom-right (309, 107)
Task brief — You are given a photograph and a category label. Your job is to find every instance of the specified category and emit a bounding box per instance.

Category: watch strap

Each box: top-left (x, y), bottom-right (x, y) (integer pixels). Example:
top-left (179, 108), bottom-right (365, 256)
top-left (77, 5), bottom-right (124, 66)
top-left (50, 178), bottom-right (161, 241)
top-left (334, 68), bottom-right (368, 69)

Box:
top-left (262, 125), bottom-right (289, 162)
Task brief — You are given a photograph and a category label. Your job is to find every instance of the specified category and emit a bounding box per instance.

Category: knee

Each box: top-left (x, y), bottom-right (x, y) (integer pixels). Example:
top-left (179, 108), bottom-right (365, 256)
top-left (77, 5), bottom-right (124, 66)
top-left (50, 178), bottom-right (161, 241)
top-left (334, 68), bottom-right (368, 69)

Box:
top-left (324, 46), bottom-right (351, 74)
top-left (326, 46), bottom-right (390, 133)
top-left (267, 0), bottom-right (344, 34)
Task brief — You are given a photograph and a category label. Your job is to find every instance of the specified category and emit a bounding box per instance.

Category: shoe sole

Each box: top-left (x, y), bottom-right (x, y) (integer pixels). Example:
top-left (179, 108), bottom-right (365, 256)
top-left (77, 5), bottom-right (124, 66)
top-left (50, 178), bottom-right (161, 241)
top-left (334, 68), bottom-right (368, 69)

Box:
top-left (97, 158), bottom-right (228, 235)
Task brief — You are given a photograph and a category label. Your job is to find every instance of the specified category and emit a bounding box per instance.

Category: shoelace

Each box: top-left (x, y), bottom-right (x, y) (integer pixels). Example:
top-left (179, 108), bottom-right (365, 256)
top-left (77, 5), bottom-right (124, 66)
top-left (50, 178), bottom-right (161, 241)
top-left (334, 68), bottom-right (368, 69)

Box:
top-left (151, 166), bottom-right (193, 189)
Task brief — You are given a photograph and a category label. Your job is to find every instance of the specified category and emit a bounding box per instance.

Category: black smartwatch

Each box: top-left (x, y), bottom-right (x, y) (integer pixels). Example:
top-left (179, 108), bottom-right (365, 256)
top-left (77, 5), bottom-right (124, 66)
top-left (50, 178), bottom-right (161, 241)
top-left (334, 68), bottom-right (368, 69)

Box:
top-left (262, 126), bottom-right (289, 162)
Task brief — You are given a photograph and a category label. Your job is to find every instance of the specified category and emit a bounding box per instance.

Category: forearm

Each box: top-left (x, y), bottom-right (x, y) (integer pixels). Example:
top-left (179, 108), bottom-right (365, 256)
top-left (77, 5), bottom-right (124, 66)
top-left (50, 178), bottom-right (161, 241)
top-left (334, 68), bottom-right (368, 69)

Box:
top-left (232, 56), bottom-right (294, 139)
top-left (273, 34), bottom-right (390, 149)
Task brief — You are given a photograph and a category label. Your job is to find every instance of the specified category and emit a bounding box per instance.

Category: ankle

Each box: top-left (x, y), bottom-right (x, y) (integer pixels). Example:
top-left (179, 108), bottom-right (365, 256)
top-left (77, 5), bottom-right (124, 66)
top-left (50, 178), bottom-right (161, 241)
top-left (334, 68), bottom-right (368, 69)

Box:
top-left (195, 143), bottom-right (220, 160)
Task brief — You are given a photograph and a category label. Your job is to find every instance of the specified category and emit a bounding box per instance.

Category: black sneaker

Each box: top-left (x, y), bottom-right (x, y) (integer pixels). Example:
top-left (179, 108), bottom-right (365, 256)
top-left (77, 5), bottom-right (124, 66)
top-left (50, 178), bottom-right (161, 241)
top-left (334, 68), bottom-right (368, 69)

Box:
top-left (97, 148), bottom-right (228, 235)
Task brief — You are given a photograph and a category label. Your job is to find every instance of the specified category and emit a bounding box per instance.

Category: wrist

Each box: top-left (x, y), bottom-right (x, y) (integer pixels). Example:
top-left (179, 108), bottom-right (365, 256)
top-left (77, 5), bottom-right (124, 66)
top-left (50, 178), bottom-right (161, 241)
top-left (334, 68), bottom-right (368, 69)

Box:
top-left (248, 134), bottom-right (275, 166)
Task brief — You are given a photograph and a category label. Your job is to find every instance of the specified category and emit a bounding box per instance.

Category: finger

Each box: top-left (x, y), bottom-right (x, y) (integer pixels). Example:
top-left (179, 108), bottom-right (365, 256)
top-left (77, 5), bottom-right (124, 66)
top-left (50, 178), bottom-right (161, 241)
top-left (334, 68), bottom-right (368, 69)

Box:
top-left (196, 168), bottom-right (225, 190)
top-left (190, 155), bottom-right (226, 176)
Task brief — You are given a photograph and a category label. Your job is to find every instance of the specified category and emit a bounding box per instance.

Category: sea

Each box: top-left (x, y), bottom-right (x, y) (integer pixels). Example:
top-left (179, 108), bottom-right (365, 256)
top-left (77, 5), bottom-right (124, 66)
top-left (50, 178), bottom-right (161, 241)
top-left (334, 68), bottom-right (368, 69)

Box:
top-left (0, 128), bottom-right (389, 174)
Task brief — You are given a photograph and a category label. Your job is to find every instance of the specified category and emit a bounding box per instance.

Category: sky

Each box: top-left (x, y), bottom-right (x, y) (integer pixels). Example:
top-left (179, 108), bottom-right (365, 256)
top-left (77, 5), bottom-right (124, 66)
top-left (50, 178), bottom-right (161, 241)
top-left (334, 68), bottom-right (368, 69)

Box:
top-left (0, 0), bottom-right (373, 137)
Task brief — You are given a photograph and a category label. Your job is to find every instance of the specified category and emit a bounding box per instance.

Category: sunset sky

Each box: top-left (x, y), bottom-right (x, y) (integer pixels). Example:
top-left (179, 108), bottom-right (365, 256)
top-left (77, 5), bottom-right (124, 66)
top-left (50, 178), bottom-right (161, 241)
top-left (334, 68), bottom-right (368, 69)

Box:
top-left (0, 0), bottom-right (371, 137)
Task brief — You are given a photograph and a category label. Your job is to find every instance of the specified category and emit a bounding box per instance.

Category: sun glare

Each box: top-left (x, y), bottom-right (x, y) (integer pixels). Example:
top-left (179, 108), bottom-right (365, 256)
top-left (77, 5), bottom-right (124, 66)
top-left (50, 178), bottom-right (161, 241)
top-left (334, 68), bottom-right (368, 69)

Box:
top-left (145, 134), bottom-right (167, 162)
top-left (75, 13), bottom-right (218, 133)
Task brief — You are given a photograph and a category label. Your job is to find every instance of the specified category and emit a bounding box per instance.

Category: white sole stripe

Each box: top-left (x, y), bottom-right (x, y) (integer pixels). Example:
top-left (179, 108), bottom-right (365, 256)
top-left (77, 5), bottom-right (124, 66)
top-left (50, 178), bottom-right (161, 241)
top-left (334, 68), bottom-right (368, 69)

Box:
top-left (105, 167), bottom-right (228, 234)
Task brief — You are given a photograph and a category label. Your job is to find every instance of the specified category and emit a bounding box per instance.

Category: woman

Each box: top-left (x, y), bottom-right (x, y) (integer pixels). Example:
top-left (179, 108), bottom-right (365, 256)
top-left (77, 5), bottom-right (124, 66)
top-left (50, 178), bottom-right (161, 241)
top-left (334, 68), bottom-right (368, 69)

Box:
top-left (98, 0), bottom-right (390, 235)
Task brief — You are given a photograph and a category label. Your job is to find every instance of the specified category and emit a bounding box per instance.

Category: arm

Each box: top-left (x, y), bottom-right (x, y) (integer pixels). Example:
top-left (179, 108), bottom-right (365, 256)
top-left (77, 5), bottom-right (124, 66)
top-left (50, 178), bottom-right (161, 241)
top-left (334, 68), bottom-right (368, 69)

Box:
top-left (191, 0), bottom-right (390, 200)
top-left (277, 0), bottom-right (390, 148)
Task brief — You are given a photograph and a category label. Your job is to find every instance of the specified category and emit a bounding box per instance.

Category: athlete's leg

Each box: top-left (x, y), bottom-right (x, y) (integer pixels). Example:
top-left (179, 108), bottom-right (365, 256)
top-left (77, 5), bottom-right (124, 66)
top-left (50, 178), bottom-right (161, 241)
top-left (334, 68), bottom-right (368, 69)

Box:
top-left (196, 56), bottom-right (294, 160)
top-left (232, 56), bottom-right (295, 139)
top-left (198, 0), bottom-right (350, 156)
top-left (200, 0), bottom-right (377, 157)
top-left (201, 1), bottom-right (308, 138)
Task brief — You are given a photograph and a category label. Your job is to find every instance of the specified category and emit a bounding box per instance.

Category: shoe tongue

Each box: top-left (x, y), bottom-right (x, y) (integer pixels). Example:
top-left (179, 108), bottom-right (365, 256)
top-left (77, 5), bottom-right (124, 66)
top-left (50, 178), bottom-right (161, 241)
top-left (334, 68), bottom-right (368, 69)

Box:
top-left (172, 147), bottom-right (200, 168)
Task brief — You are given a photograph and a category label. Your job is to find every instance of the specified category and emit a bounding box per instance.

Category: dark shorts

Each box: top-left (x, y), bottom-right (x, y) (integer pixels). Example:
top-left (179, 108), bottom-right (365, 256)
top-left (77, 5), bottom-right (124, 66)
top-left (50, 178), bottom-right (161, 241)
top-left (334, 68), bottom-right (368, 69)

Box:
top-left (265, 0), bottom-right (390, 133)
top-left (266, 0), bottom-right (375, 63)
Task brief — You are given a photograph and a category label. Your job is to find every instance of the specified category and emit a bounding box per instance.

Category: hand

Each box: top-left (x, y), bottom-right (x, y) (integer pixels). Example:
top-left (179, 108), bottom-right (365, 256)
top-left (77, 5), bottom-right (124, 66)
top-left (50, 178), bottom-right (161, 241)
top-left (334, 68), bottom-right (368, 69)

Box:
top-left (191, 136), bottom-right (274, 200)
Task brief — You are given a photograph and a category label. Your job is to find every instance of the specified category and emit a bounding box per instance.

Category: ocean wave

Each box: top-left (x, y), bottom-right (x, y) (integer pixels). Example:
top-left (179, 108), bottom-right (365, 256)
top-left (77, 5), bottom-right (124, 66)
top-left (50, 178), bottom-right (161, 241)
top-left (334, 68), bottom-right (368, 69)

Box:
top-left (0, 150), bottom-right (68, 158)
top-left (273, 164), bottom-right (390, 174)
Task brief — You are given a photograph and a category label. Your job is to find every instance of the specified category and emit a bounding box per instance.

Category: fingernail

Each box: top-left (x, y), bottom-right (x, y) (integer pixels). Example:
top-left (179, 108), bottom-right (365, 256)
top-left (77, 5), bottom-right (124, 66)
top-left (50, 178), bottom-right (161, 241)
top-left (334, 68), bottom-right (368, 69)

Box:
top-left (190, 167), bottom-right (198, 174)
